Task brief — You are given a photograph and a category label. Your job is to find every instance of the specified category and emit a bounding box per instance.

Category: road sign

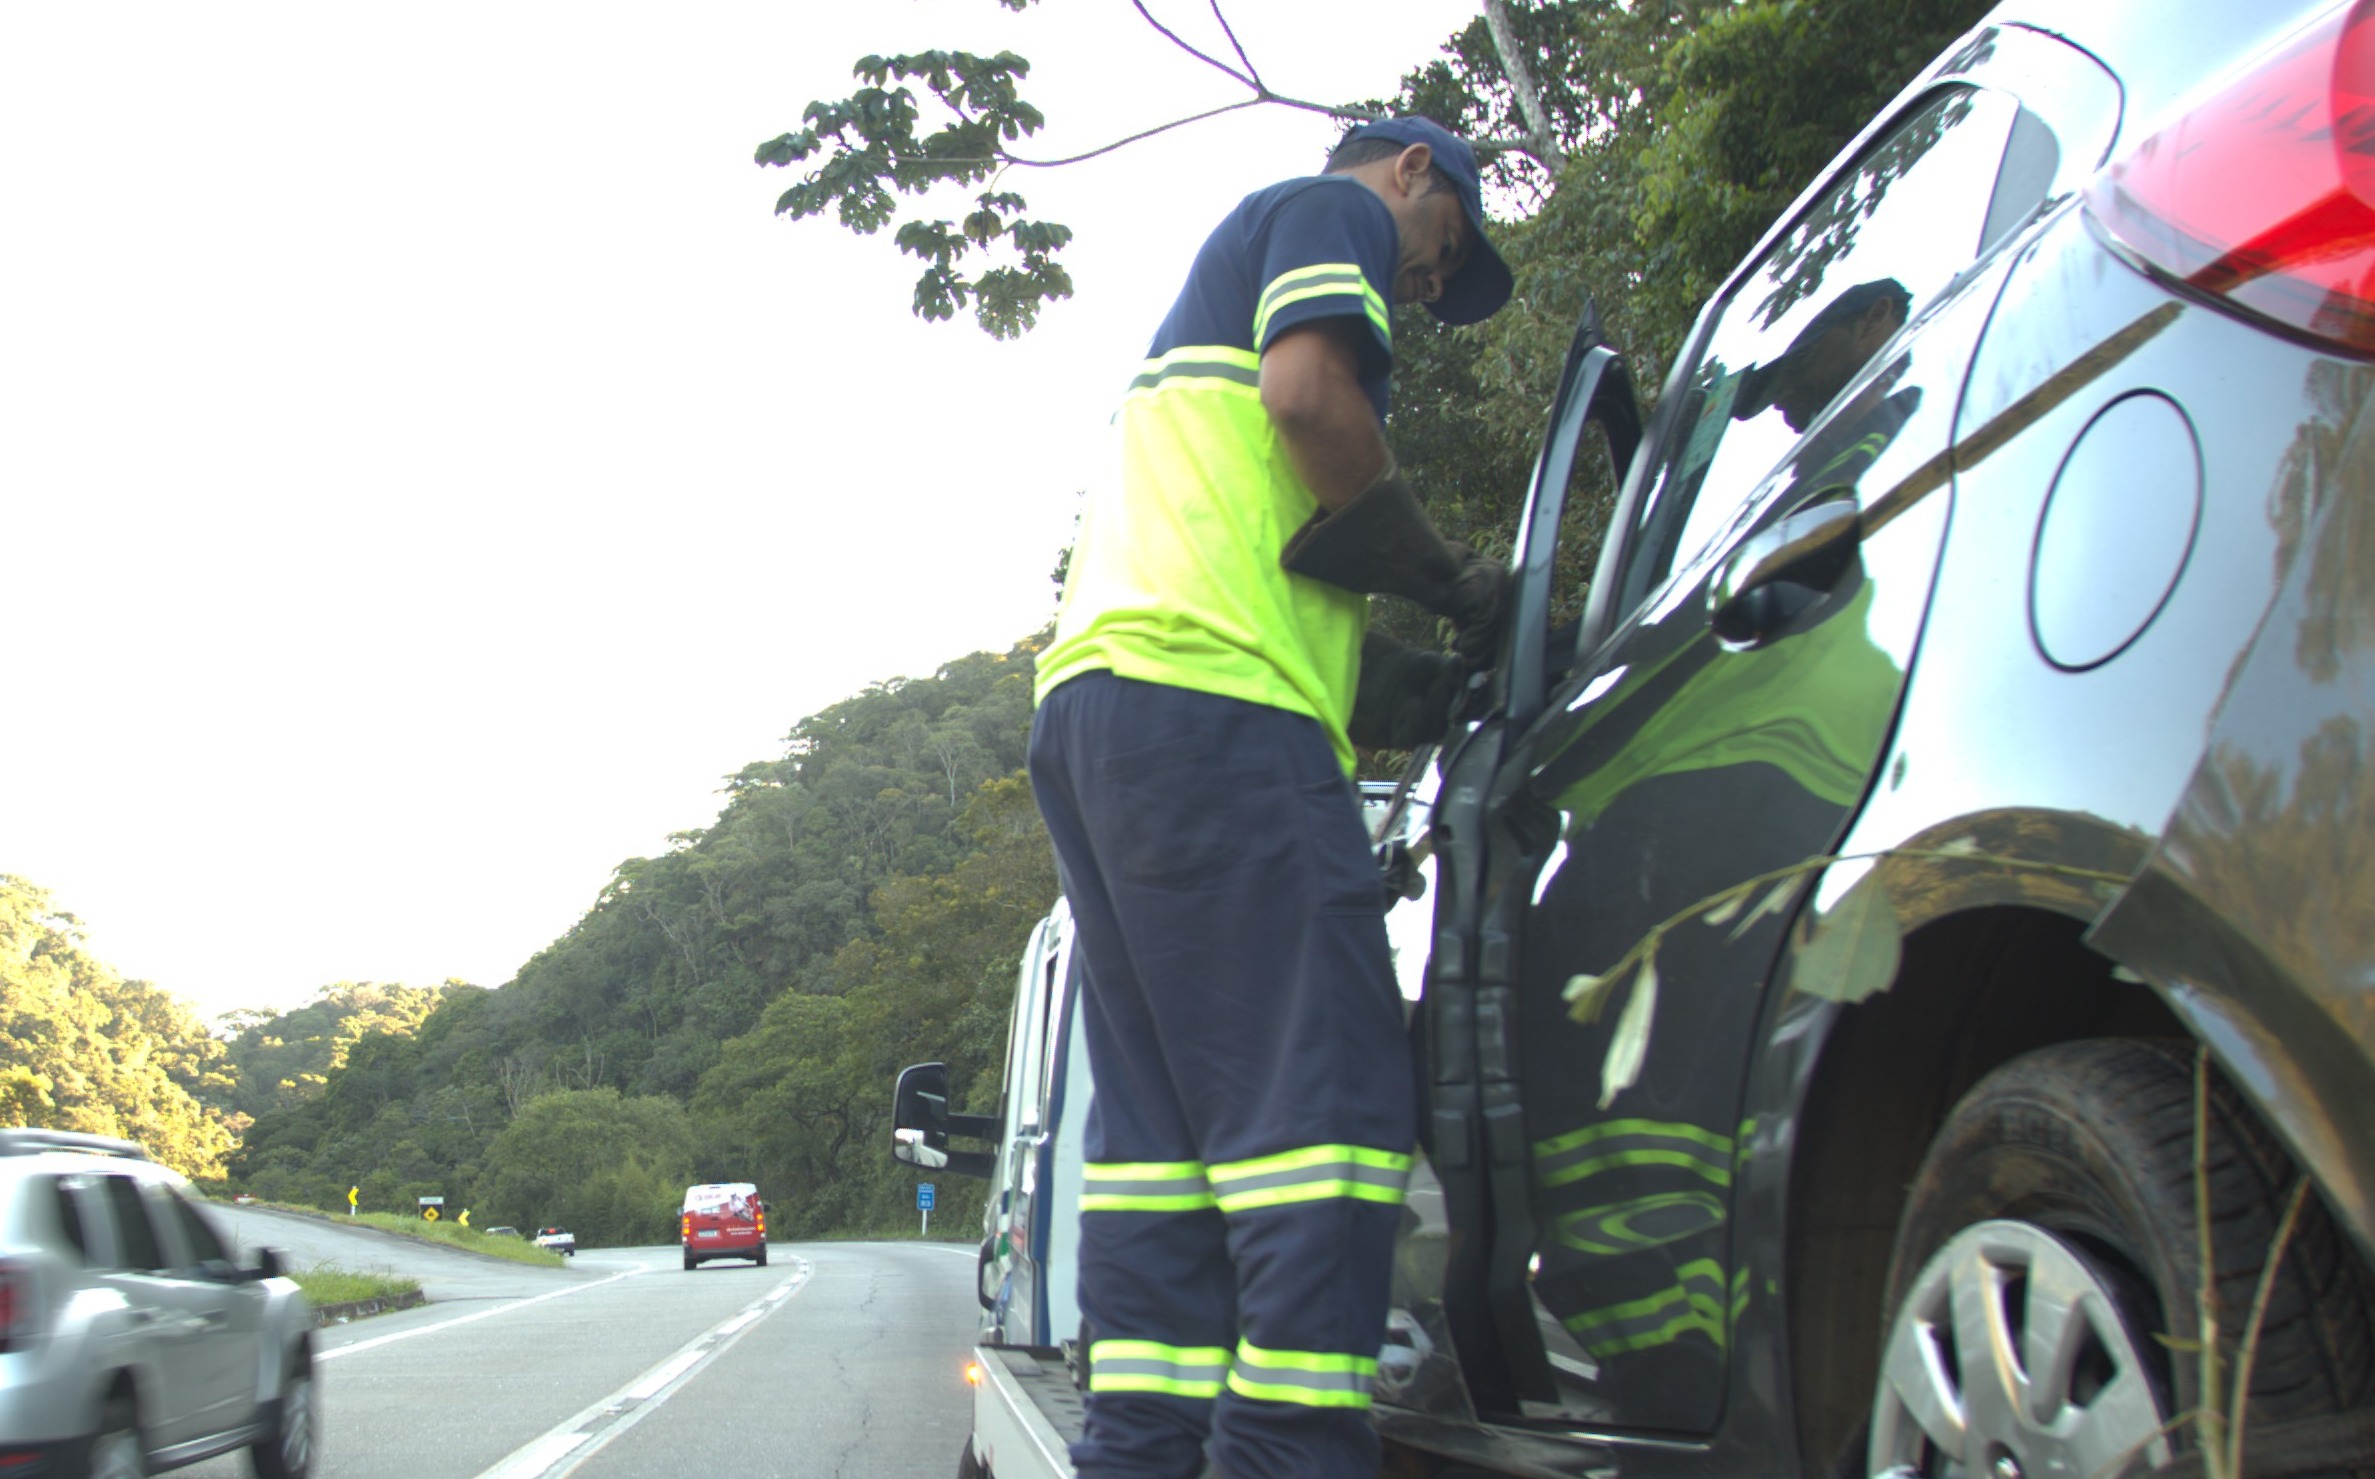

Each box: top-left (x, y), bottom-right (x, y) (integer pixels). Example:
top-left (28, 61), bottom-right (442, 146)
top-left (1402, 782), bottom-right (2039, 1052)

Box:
top-left (917, 1183), bottom-right (936, 1211)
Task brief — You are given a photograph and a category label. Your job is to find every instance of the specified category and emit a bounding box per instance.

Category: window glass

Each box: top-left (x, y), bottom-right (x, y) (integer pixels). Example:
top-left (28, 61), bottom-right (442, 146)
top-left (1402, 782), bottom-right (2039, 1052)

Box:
top-left (1624, 86), bottom-right (2020, 595)
top-left (99, 1176), bottom-right (166, 1273)
top-left (164, 1189), bottom-right (230, 1269)
top-left (30, 1176), bottom-right (92, 1264)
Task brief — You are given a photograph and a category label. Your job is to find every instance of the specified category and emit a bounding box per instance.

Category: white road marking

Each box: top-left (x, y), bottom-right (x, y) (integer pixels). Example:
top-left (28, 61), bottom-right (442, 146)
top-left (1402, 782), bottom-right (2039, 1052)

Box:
top-left (469, 1260), bottom-right (815, 1479)
top-left (319, 1267), bottom-right (644, 1362)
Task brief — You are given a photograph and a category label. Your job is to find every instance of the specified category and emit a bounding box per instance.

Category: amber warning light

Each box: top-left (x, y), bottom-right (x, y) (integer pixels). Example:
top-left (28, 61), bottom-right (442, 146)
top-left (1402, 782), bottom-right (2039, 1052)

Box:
top-left (964, 1359), bottom-right (984, 1387)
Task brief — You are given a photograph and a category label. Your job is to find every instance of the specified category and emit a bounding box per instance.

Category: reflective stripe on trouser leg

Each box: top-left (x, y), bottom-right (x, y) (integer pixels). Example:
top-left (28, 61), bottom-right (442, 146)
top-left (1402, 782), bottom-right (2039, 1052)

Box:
top-left (1081, 1160), bottom-right (1215, 1213)
top-left (1088, 1340), bottom-right (1232, 1398)
top-left (1207, 1144), bottom-right (1412, 1213)
top-left (1226, 1341), bottom-right (1378, 1408)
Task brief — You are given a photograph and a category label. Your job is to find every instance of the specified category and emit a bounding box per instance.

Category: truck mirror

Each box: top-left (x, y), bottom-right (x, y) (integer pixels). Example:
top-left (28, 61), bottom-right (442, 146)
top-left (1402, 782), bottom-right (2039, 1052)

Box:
top-left (891, 1061), bottom-right (999, 1178)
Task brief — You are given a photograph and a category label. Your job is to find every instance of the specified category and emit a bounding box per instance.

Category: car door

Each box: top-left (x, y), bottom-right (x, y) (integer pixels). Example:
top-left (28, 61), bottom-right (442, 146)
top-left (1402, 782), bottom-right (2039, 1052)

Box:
top-left (1427, 30), bottom-right (2120, 1434)
top-left (156, 1186), bottom-right (267, 1436)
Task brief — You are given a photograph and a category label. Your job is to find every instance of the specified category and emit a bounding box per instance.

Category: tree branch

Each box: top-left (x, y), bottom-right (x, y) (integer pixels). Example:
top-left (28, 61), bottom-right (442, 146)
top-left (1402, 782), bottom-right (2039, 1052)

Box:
top-left (1483, 0), bottom-right (1567, 173)
top-left (1208, 0), bottom-right (1266, 93)
top-left (1131, 0), bottom-right (1256, 90)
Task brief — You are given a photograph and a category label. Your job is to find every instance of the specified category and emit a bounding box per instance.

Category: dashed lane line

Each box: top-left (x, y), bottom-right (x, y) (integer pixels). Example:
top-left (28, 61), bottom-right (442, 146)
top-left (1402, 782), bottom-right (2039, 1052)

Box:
top-left (471, 1259), bottom-right (815, 1479)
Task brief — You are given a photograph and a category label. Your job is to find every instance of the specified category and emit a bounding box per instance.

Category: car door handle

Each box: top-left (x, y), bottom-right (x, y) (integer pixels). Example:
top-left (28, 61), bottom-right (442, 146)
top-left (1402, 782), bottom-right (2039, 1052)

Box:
top-left (1708, 495), bottom-right (1863, 647)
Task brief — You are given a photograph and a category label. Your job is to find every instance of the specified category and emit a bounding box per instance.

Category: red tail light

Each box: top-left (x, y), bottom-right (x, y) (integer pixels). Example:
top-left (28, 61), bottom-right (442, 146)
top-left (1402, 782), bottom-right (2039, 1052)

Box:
top-left (0, 1263), bottom-right (21, 1353)
top-left (2087, 0), bottom-right (2375, 352)
top-left (680, 1214), bottom-right (691, 1241)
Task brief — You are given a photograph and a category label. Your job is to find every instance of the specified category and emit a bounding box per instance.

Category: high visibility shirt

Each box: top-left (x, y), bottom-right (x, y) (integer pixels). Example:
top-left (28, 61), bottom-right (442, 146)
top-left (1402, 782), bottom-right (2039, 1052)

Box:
top-left (1034, 175), bottom-right (1400, 773)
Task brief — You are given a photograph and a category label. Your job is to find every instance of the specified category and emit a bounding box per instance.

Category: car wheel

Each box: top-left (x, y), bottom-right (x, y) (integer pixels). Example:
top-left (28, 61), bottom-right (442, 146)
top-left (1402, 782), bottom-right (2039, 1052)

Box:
top-left (1869, 1039), bottom-right (2374, 1479)
top-left (684, 1252), bottom-right (697, 1271)
top-left (755, 1245), bottom-right (768, 1268)
top-left (249, 1355), bottom-right (315, 1479)
top-left (86, 1397), bottom-right (143, 1479)
top-left (956, 1434), bottom-right (985, 1479)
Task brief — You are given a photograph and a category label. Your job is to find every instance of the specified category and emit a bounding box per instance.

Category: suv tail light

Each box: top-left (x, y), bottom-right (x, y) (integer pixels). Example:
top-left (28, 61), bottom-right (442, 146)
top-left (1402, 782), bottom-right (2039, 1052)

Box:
top-left (680, 1213), bottom-right (691, 1241)
top-left (0, 1263), bottom-right (23, 1353)
top-left (2086, 0), bottom-right (2375, 352)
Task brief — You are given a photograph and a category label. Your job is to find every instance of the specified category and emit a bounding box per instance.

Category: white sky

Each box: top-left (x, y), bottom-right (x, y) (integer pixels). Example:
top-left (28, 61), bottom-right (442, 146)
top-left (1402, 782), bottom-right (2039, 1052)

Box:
top-left (1, 3), bottom-right (1483, 1023)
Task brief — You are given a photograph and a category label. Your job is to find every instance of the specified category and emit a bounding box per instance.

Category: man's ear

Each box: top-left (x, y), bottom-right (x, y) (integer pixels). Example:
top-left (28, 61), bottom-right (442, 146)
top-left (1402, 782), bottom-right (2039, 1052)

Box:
top-left (1394, 142), bottom-right (1437, 197)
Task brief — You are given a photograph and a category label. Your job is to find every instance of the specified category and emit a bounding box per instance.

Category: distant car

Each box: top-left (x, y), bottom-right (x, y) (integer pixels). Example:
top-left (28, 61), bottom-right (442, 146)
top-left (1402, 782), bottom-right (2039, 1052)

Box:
top-left (482, 1225), bottom-right (521, 1239)
top-left (533, 1226), bottom-right (575, 1256)
top-left (679, 1184), bottom-right (766, 1270)
top-left (0, 1127), bottom-right (315, 1479)
top-left (230, 1192), bottom-right (256, 1205)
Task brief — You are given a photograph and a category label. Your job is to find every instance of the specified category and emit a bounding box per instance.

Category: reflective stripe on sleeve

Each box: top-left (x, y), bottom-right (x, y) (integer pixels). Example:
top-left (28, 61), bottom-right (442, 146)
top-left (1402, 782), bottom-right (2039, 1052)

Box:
top-left (1224, 1341), bottom-right (1377, 1408)
top-left (1252, 264), bottom-right (1390, 350)
top-left (1206, 1144), bottom-right (1412, 1213)
top-left (1080, 1160), bottom-right (1216, 1212)
top-left (1088, 1340), bottom-right (1232, 1398)
top-left (1125, 345), bottom-right (1262, 397)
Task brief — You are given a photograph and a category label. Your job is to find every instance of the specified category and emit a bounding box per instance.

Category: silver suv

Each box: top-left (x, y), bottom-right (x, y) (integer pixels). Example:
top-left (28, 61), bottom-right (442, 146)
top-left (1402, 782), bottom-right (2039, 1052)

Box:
top-left (0, 1129), bottom-right (315, 1479)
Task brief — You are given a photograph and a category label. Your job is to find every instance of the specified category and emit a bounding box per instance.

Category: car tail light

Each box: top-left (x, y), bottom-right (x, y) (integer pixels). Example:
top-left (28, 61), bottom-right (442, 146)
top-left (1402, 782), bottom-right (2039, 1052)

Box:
top-left (680, 1213), bottom-right (691, 1241)
top-left (0, 1263), bottom-right (23, 1353)
top-left (2086, 0), bottom-right (2375, 352)
top-left (964, 1358), bottom-right (983, 1387)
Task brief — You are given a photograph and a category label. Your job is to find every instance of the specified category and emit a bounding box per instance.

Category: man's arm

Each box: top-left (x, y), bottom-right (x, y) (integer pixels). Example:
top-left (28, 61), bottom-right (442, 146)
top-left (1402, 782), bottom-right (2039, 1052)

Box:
top-left (1259, 319), bottom-right (1388, 512)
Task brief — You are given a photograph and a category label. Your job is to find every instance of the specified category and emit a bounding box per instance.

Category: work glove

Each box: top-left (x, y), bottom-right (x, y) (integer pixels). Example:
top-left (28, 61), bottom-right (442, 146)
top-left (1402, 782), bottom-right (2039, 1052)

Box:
top-left (1281, 460), bottom-right (1510, 666)
top-left (1349, 631), bottom-right (1468, 751)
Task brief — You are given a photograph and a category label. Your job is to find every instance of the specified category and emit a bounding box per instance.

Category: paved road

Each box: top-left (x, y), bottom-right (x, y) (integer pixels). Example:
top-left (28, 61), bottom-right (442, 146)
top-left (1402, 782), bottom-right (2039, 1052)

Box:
top-left (183, 1211), bottom-right (980, 1479)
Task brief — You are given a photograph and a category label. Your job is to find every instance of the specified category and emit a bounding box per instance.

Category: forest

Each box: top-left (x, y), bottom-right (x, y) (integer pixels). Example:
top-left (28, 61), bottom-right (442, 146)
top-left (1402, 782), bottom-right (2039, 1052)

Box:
top-left (1, 0), bottom-right (1988, 1246)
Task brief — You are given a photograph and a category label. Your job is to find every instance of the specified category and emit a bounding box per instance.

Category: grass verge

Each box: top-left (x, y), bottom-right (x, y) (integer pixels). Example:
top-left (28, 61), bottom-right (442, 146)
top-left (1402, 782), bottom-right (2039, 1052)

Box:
top-left (291, 1263), bottom-right (419, 1306)
top-left (342, 1211), bottom-right (568, 1266)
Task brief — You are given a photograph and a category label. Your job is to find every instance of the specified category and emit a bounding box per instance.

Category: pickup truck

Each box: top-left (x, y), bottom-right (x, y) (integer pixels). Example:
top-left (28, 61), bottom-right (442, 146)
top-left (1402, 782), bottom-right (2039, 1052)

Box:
top-left (894, 3), bottom-right (2375, 1475)
top-left (533, 1226), bottom-right (576, 1256)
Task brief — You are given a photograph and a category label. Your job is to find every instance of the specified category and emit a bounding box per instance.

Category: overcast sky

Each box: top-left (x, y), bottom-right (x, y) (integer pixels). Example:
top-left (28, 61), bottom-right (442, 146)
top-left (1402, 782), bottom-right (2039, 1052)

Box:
top-left (1, 3), bottom-right (1483, 1022)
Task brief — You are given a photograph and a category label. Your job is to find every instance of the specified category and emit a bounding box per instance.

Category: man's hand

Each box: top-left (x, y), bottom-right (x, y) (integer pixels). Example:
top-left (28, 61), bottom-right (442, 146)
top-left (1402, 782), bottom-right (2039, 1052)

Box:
top-left (1280, 466), bottom-right (1510, 664)
top-left (1350, 632), bottom-right (1469, 751)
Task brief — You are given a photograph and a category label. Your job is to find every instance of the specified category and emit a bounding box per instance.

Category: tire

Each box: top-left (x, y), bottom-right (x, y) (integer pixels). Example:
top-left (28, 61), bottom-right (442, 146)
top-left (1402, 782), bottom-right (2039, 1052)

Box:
top-left (956, 1433), bottom-right (986, 1479)
top-left (249, 1354), bottom-right (315, 1479)
top-left (84, 1397), bottom-right (143, 1479)
top-left (683, 1251), bottom-right (698, 1271)
top-left (1868, 1039), bottom-right (2375, 1479)
top-left (755, 1245), bottom-right (768, 1268)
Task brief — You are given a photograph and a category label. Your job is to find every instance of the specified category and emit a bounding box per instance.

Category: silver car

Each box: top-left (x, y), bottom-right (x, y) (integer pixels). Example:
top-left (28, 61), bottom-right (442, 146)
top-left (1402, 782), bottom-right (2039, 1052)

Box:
top-left (0, 1129), bottom-right (314, 1479)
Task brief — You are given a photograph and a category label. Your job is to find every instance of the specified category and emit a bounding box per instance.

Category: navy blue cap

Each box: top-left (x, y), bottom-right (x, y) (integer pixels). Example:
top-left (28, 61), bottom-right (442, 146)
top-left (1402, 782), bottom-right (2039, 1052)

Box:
top-left (1338, 116), bottom-right (1514, 326)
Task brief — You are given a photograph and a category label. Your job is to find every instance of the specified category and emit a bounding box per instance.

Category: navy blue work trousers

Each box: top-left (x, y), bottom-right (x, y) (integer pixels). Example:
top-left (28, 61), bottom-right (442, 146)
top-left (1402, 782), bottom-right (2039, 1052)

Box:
top-left (1028, 672), bottom-right (1416, 1479)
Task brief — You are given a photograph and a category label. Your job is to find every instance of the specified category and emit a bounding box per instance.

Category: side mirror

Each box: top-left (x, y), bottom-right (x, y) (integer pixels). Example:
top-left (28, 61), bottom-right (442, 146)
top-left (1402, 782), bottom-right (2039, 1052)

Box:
top-left (238, 1246), bottom-right (284, 1282)
top-left (891, 1062), bottom-right (997, 1179)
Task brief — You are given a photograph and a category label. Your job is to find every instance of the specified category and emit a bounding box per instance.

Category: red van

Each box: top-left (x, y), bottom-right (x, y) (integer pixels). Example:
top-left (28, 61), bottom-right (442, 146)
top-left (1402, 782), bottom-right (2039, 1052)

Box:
top-left (680, 1182), bottom-right (766, 1270)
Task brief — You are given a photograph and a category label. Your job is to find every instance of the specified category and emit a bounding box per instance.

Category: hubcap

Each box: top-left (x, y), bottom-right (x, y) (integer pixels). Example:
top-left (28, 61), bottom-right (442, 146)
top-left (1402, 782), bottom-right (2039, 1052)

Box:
top-left (1869, 1219), bottom-right (2171, 1479)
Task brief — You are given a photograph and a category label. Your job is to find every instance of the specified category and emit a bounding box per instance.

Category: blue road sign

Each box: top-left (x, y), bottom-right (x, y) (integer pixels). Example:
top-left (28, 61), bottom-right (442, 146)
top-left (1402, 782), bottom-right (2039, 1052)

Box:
top-left (918, 1182), bottom-right (937, 1211)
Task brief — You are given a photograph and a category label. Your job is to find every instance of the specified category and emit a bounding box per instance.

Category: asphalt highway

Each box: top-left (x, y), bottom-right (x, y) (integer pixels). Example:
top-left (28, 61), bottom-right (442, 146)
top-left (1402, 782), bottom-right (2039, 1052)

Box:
top-left (183, 1207), bottom-right (981, 1479)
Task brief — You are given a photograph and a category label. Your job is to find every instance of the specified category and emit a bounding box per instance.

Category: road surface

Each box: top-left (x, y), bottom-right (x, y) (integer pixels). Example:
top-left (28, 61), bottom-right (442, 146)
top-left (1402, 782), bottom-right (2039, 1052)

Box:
top-left (187, 1208), bottom-right (980, 1479)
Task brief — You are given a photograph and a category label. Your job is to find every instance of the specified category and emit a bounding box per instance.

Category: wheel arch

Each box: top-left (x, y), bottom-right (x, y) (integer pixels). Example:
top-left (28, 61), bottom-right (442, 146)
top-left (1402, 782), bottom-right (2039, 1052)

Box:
top-left (1781, 902), bottom-right (2185, 1468)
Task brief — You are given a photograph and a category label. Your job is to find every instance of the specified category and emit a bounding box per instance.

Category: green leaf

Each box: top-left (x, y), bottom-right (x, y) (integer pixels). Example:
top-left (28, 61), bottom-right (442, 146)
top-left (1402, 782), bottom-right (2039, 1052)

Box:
top-left (1700, 890), bottom-right (1746, 927)
top-left (1729, 871), bottom-right (1807, 942)
top-left (1598, 953), bottom-right (1658, 1109)
top-left (1790, 877), bottom-right (1901, 1003)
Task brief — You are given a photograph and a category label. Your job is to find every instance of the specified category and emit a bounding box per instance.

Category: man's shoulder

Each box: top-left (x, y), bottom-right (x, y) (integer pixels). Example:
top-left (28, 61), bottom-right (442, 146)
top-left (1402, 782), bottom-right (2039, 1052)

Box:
top-left (1229, 173), bottom-right (1392, 235)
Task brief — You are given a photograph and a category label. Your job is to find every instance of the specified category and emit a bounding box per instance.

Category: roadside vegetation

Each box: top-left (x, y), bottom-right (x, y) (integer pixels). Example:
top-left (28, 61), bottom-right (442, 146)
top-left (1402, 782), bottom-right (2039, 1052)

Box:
top-left (289, 1263), bottom-right (420, 1307)
top-left (343, 1212), bottom-right (567, 1267)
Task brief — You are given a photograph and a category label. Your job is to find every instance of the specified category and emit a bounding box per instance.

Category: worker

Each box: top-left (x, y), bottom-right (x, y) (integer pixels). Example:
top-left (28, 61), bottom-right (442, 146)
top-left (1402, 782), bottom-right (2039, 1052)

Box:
top-left (1027, 116), bottom-right (1514, 1479)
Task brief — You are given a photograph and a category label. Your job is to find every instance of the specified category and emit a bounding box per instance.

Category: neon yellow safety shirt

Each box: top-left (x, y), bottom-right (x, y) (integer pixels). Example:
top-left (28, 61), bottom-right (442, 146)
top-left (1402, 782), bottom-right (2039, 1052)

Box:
top-left (1035, 175), bottom-right (1402, 774)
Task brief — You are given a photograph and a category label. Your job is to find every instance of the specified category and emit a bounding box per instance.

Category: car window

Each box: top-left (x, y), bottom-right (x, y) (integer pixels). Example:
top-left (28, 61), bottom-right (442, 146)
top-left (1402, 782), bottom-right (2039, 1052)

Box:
top-left (1619, 85), bottom-right (2021, 602)
top-left (97, 1175), bottom-right (168, 1273)
top-left (162, 1189), bottom-right (231, 1270)
top-left (29, 1175), bottom-right (93, 1264)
